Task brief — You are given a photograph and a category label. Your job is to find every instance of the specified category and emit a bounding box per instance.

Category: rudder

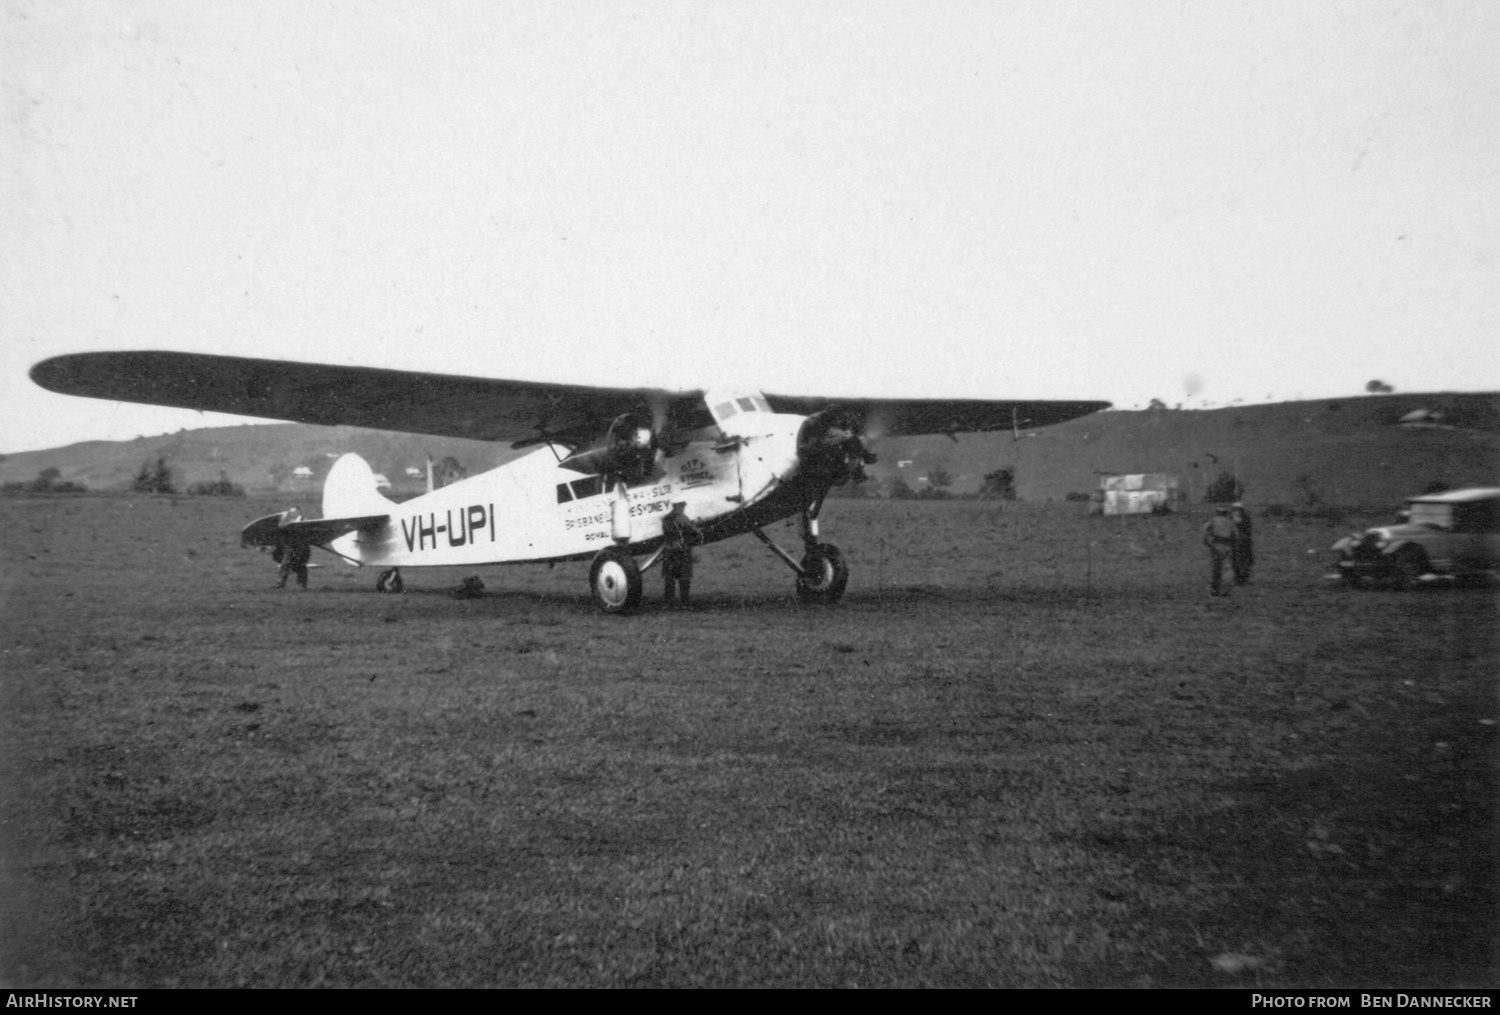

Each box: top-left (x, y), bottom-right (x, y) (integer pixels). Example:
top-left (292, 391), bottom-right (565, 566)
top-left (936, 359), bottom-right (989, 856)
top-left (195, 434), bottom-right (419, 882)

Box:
top-left (323, 453), bottom-right (395, 520)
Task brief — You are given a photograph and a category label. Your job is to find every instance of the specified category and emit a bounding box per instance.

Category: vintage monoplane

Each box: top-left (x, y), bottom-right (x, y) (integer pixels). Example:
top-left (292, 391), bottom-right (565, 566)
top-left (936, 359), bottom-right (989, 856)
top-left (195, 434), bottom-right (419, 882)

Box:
top-left (31, 352), bottom-right (1107, 611)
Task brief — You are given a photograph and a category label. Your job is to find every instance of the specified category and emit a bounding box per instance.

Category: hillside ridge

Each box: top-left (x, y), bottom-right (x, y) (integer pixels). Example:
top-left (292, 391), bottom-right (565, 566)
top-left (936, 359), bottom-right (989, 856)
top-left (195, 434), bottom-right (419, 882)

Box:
top-left (4, 392), bottom-right (1495, 508)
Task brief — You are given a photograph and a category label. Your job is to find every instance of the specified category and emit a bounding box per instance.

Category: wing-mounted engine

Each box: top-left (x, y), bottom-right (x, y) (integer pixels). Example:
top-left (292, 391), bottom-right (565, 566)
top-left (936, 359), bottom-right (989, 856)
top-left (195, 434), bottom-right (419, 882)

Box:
top-left (796, 406), bottom-right (878, 487)
top-left (558, 411), bottom-right (660, 486)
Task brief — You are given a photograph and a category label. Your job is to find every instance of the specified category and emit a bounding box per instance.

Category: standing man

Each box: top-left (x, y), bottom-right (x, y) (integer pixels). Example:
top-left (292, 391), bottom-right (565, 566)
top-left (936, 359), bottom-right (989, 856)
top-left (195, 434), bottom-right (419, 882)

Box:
top-left (660, 502), bottom-right (701, 606)
top-left (1202, 506), bottom-right (1238, 597)
top-left (271, 505), bottom-right (311, 589)
top-left (275, 540), bottom-right (312, 590)
top-left (1229, 501), bottom-right (1254, 585)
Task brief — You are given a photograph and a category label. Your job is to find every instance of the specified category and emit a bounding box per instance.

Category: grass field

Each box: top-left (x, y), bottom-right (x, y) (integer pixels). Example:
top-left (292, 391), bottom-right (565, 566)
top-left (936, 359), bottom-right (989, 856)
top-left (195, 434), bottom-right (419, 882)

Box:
top-left (1, 495), bottom-right (1494, 987)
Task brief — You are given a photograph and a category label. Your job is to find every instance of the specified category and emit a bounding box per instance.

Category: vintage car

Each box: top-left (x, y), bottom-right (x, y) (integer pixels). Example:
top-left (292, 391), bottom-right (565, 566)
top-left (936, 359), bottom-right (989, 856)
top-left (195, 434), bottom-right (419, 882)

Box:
top-left (1332, 487), bottom-right (1500, 588)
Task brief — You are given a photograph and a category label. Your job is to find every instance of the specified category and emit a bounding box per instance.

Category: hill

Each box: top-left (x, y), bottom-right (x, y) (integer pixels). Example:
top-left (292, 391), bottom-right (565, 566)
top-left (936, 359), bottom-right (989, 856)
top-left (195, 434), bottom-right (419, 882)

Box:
top-left (0, 425), bottom-right (509, 499)
top-left (871, 390), bottom-right (1499, 508)
top-left (3, 392), bottom-right (1495, 509)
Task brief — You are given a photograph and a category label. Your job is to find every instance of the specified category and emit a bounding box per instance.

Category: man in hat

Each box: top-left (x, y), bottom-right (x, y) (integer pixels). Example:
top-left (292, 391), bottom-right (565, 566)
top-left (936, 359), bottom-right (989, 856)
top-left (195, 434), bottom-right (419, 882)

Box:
top-left (1202, 506), bottom-right (1238, 597)
top-left (660, 502), bottom-right (701, 606)
top-left (274, 540), bottom-right (312, 590)
top-left (271, 506), bottom-right (311, 589)
top-left (1229, 501), bottom-right (1254, 584)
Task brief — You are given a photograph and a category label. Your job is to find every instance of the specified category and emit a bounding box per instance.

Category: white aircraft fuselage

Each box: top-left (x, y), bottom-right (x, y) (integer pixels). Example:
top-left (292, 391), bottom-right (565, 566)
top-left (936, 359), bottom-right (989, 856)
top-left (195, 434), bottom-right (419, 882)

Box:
top-left (327, 392), bottom-right (814, 570)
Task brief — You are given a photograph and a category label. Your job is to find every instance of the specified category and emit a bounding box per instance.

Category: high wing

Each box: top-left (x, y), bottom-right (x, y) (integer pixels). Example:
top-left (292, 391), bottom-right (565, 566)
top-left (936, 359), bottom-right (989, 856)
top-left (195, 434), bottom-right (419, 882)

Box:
top-left (31, 351), bottom-right (1108, 444)
top-left (30, 351), bottom-right (699, 447)
top-left (762, 394), bottom-right (1111, 437)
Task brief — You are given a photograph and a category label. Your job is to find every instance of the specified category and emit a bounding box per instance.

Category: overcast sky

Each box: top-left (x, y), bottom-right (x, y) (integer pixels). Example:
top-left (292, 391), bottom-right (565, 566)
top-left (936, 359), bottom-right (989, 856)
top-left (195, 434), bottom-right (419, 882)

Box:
top-left (3, 0), bottom-right (1497, 452)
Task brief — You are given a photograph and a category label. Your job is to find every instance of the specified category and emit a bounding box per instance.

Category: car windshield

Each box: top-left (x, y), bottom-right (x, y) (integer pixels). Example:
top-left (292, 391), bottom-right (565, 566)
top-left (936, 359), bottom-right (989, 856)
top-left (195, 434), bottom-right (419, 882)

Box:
top-left (1407, 502), bottom-right (1453, 528)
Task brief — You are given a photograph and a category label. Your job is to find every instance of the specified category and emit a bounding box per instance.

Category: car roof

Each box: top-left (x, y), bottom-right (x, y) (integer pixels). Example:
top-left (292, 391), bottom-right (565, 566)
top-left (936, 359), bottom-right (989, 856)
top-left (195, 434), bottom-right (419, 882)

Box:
top-left (1405, 486), bottom-right (1500, 504)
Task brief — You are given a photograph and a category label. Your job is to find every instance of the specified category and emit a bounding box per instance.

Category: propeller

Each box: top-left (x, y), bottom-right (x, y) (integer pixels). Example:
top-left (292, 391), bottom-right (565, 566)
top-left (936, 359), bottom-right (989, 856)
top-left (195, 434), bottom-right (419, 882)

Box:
top-left (796, 405), bottom-right (879, 486)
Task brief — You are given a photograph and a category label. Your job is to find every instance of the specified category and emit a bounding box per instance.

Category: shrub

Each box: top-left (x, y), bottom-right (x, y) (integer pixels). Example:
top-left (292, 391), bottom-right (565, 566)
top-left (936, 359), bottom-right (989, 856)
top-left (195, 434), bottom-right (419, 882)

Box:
top-left (187, 476), bottom-right (246, 497)
top-left (980, 468), bottom-right (1016, 500)
top-left (887, 477), bottom-right (917, 500)
top-left (133, 458), bottom-right (175, 494)
top-left (1204, 470), bottom-right (1243, 503)
top-left (1, 468), bottom-right (87, 495)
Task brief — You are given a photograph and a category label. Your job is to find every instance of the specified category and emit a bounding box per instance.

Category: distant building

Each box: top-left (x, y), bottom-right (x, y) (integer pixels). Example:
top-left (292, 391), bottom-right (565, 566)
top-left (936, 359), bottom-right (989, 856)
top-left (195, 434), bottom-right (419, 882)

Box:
top-left (292, 466), bottom-right (313, 479)
top-left (373, 473), bottom-right (392, 490)
top-left (1398, 408), bottom-right (1446, 428)
top-left (1095, 473), bottom-right (1180, 515)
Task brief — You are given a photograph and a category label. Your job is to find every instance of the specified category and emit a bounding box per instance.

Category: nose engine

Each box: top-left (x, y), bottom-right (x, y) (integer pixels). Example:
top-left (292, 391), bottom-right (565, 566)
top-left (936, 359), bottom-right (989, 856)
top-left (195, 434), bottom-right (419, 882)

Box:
top-left (796, 408), bottom-right (878, 487)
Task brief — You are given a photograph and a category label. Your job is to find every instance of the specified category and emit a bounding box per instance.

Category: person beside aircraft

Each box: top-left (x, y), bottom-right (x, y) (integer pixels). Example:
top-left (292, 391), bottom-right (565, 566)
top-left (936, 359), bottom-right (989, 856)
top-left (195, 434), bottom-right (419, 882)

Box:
top-left (1202, 506), bottom-right (1238, 597)
top-left (274, 541), bottom-right (312, 589)
top-left (1229, 501), bottom-right (1254, 584)
top-left (660, 502), bottom-right (701, 606)
top-left (270, 506), bottom-right (311, 589)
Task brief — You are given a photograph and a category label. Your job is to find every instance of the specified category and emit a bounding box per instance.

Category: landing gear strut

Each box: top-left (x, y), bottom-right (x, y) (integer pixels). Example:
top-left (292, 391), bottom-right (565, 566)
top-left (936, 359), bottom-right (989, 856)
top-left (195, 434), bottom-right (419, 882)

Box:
top-left (375, 568), bottom-right (404, 593)
top-left (754, 498), bottom-right (849, 605)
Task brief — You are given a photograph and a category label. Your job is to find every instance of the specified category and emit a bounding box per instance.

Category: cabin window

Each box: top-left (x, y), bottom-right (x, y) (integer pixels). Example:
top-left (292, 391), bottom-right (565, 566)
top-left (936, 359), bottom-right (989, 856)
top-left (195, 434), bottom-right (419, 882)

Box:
top-left (737, 396), bottom-right (756, 413)
top-left (570, 476), bottom-right (604, 499)
top-left (753, 395), bottom-right (771, 413)
top-left (1454, 500), bottom-right (1500, 534)
top-left (715, 401), bottom-right (738, 421)
top-left (556, 483), bottom-right (573, 503)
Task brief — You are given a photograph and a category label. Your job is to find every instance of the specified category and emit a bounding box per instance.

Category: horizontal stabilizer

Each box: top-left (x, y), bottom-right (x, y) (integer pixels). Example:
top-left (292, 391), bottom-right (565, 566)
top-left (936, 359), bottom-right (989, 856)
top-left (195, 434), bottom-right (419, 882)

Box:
top-left (240, 511), bottom-right (388, 549)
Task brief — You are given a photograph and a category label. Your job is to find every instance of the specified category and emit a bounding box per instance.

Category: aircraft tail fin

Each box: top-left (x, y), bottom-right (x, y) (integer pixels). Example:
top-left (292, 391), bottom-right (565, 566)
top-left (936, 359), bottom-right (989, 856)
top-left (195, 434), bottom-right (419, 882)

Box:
top-left (323, 453), bottom-right (395, 520)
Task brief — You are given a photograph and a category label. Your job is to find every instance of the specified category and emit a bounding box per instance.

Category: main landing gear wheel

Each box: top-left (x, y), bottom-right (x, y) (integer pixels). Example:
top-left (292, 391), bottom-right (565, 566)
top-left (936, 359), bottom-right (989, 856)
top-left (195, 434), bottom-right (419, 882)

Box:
top-left (796, 543), bottom-right (848, 604)
top-left (375, 568), bottom-right (404, 593)
top-left (1389, 547), bottom-right (1428, 591)
top-left (590, 548), bottom-right (643, 614)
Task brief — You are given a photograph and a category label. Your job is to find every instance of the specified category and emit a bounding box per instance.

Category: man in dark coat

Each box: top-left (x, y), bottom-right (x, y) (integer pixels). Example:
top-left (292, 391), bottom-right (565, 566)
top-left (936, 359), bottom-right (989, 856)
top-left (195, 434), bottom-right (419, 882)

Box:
top-left (660, 503), bottom-right (701, 606)
top-left (275, 541), bottom-right (312, 589)
top-left (1202, 506), bottom-right (1237, 597)
top-left (1229, 502), bottom-right (1254, 584)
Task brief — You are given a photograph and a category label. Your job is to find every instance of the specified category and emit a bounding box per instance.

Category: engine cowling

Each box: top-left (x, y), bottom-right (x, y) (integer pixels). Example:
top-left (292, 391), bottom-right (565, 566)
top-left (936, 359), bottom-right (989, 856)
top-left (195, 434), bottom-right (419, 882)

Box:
top-left (559, 412), bottom-right (659, 485)
top-left (796, 408), bottom-right (877, 486)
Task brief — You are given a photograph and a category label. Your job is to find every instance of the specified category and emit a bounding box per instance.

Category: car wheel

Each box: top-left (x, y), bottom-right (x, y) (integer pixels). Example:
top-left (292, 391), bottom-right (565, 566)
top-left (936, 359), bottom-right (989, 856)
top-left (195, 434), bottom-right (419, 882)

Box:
top-left (1389, 547), bottom-right (1429, 591)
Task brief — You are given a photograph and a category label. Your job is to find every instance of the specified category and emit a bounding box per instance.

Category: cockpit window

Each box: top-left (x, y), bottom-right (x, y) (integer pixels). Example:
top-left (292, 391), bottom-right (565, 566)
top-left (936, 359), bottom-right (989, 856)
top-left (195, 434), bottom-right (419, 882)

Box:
top-left (736, 396), bottom-right (757, 413)
top-left (556, 483), bottom-right (573, 504)
top-left (715, 401), bottom-right (738, 420)
top-left (570, 476), bottom-right (604, 499)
